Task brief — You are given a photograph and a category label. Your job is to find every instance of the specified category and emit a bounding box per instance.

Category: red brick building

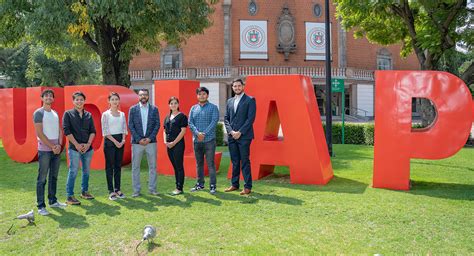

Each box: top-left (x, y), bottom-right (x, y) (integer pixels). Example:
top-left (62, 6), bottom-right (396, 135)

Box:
top-left (129, 0), bottom-right (420, 120)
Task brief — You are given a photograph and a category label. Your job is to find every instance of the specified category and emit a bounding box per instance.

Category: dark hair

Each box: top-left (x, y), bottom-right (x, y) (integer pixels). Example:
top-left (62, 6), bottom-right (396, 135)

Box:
top-left (72, 91), bottom-right (86, 100)
top-left (41, 89), bottom-right (54, 98)
top-left (232, 78), bottom-right (245, 86)
top-left (168, 97), bottom-right (180, 116)
top-left (196, 87), bottom-right (209, 95)
top-left (138, 88), bottom-right (149, 95)
top-left (108, 92), bottom-right (120, 100)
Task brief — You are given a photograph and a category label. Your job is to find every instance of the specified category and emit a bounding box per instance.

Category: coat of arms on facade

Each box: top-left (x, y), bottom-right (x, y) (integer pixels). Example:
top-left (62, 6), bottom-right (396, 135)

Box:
top-left (276, 5), bottom-right (296, 60)
top-left (243, 26), bottom-right (265, 49)
top-left (309, 28), bottom-right (326, 50)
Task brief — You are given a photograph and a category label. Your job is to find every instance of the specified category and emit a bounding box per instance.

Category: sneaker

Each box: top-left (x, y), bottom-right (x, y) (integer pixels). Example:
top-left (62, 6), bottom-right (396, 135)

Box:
top-left (109, 192), bottom-right (118, 201)
top-left (80, 192), bottom-right (94, 200)
top-left (171, 189), bottom-right (183, 196)
top-left (116, 191), bottom-right (125, 199)
top-left (66, 196), bottom-right (81, 205)
top-left (149, 191), bottom-right (160, 196)
top-left (38, 208), bottom-right (49, 216)
top-left (210, 185), bottom-right (216, 195)
top-left (50, 202), bottom-right (67, 208)
top-left (190, 184), bottom-right (204, 192)
top-left (132, 192), bottom-right (140, 198)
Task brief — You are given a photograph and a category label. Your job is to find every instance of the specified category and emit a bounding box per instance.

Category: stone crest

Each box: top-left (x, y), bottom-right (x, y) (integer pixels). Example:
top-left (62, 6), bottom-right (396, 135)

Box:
top-left (276, 5), bottom-right (296, 60)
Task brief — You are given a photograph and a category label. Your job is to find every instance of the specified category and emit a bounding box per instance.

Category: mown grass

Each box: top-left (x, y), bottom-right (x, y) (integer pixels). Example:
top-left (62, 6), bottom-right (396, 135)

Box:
top-left (0, 143), bottom-right (473, 254)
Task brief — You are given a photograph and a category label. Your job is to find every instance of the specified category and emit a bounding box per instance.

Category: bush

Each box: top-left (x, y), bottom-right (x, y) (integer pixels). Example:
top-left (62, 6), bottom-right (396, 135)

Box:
top-left (323, 122), bottom-right (471, 146)
top-left (363, 124), bottom-right (374, 146)
top-left (323, 123), bottom-right (372, 145)
top-left (216, 122), bottom-right (225, 146)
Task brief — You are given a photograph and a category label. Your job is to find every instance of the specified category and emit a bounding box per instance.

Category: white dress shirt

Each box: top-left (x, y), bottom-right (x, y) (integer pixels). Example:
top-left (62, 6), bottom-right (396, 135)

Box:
top-left (234, 93), bottom-right (245, 113)
top-left (140, 103), bottom-right (149, 135)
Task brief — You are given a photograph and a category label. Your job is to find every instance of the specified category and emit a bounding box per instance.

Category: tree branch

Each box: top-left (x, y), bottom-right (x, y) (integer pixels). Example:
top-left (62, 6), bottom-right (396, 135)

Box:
top-left (81, 32), bottom-right (99, 54)
top-left (442, 0), bottom-right (466, 31)
top-left (390, 0), bottom-right (428, 69)
top-left (461, 61), bottom-right (474, 85)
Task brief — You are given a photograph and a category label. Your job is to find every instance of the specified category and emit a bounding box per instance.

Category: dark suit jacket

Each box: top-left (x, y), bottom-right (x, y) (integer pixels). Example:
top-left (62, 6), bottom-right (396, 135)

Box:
top-left (224, 94), bottom-right (256, 141)
top-left (128, 103), bottom-right (160, 144)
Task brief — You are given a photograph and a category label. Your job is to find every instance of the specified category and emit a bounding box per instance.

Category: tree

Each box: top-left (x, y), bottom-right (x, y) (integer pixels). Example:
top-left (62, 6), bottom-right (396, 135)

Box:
top-left (0, 43), bottom-right (101, 87)
top-left (334, 0), bottom-right (473, 125)
top-left (0, 0), bottom-right (218, 87)
top-left (0, 43), bottom-right (30, 87)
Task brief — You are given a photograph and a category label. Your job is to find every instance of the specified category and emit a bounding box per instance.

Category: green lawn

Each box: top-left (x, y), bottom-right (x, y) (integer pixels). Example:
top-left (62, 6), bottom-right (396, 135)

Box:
top-left (0, 143), bottom-right (473, 254)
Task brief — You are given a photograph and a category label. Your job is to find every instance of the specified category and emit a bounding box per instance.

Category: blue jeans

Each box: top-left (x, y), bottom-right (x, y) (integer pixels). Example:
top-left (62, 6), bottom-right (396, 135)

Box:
top-left (66, 149), bottom-right (93, 197)
top-left (37, 151), bottom-right (61, 209)
top-left (194, 139), bottom-right (217, 188)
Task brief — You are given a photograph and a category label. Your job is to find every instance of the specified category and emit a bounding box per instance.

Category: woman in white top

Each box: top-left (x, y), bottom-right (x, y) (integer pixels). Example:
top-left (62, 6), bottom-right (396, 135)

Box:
top-left (101, 92), bottom-right (128, 200)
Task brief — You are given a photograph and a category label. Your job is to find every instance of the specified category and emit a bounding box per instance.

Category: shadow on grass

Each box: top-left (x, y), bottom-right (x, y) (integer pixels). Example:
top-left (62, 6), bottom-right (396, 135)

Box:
top-left (213, 190), bottom-right (302, 205)
top-left (406, 180), bottom-right (474, 201)
top-left (47, 208), bottom-right (89, 229)
top-left (80, 198), bottom-right (121, 217)
top-left (160, 193), bottom-right (222, 207)
top-left (135, 240), bottom-right (160, 255)
top-left (116, 193), bottom-right (222, 210)
top-left (259, 175), bottom-right (368, 194)
top-left (116, 195), bottom-right (160, 212)
top-left (411, 161), bottom-right (474, 172)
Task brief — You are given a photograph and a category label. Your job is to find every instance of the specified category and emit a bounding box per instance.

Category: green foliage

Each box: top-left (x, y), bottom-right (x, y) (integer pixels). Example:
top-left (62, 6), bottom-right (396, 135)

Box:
top-left (0, 43), bottom-right (30, 87)
top-left (216, 122), bottom-right (224, 146)
top-left (0, 0), bottom-right (218, 86)
top-left (323, 123), bottom-right (373, 145)
top-left (323, 122), bottom-right (470, 146)
top-left (334, 0), bottom-right (472, 71)
top-left (0, 43), bottom-right (101, 87)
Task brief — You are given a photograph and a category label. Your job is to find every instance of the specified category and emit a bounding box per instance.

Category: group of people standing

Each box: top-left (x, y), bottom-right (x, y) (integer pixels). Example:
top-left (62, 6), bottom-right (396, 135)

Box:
top-left (33, 79), bottom-right (256, 216)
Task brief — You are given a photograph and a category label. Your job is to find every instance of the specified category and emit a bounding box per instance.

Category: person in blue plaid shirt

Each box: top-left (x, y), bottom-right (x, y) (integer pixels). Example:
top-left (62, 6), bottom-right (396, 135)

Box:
top-left (188, 87), bottom-right (219, 194)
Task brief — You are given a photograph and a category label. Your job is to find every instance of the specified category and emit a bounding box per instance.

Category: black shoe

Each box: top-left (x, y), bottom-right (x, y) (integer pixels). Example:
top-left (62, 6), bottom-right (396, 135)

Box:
top-left (190, 184), bottom-right (204, 192)
top-left (210, 185), bottom-right (217, 195)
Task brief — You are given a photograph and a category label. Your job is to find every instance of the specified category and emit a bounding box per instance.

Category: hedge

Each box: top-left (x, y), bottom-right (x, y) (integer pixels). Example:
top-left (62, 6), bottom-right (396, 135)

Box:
top-left (323, 123), bottom-right (374, 145)
top-left (323, 123), bottom-right (472, 146)
top-left (216, 122), bottom-right (225, 146)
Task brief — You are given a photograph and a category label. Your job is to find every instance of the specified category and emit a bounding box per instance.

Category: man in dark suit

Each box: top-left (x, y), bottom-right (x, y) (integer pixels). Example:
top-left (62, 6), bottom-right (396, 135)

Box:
top-left (128, 89), bottom-right (160, 197)
top-left (224, 79), bottom-right (257, 195)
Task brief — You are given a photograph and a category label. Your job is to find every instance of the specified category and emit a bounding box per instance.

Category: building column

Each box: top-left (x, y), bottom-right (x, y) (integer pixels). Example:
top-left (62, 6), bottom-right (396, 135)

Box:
top-left (337, 17), bottom-right (347, 68)
top-left (223, 0), bottom-right (232, 67)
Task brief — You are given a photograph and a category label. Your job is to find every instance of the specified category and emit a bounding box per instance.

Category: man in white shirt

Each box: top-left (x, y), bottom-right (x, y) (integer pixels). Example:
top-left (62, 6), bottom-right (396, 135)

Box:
top-left (33, 89), bottom-right (67, 216)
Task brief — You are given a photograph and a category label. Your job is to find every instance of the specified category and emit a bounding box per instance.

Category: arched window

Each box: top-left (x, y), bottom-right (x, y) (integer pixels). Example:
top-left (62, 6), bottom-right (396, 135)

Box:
top-left (160, 45), bottom-right (182, 69)
top-left (377, 48), bottom-right (392, 70)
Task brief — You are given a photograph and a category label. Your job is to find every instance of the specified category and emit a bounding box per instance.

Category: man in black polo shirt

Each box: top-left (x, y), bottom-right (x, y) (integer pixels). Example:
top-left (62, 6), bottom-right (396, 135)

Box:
top-left (63, 91), bottom-right (96, 205)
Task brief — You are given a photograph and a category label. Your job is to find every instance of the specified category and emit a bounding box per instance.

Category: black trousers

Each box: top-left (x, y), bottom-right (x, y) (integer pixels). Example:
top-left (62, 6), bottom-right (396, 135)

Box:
top-left (229, 138), bottom-right (252, 189)
top-left (104, 134), bottom-right (124, 193)
top-left (167, 140), bottom-right (185, 190)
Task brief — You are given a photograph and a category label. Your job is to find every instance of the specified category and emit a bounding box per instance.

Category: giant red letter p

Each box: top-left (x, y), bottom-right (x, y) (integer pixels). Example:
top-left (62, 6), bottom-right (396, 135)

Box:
top-left (373, 71), bottom-right (473, 190)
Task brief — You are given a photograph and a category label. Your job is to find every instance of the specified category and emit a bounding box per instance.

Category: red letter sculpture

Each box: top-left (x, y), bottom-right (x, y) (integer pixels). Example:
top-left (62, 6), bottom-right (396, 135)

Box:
top-left (154, 80), bottom-right (222, 177)
top-left (228, 75), bottom-right (333, 185)
top-left (0, 87), bottom-right (64, 163)
top-left (373, 71), bottom-right (473, 190)
top-left (63, 85), bottom-right (136, 170)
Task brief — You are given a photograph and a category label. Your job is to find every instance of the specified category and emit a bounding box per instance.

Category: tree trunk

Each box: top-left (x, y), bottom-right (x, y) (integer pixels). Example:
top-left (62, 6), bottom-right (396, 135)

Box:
top-left (418, 61), bottom-right (437, 127)
top-left (94, 20), bottom-right (131, 87)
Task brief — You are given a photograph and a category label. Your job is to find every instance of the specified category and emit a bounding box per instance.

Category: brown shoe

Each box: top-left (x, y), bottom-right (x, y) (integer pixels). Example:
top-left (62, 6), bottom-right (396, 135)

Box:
top-left (240, 188), bottom-right (251, 195)
top-left (80, 192), bottom-right (95, 200)
top-left (224, 186), bottom-right (239, 192)
top-left (66, 196), bottom-right (81, 205)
